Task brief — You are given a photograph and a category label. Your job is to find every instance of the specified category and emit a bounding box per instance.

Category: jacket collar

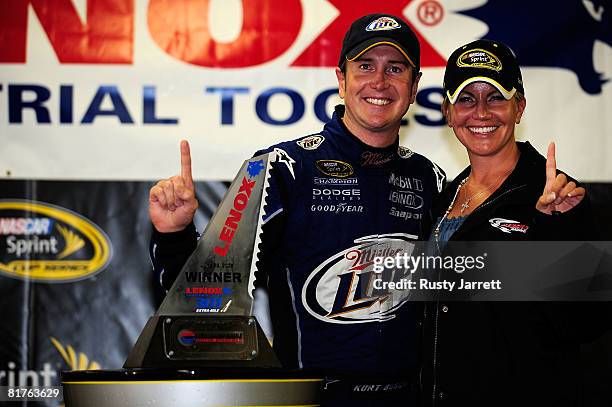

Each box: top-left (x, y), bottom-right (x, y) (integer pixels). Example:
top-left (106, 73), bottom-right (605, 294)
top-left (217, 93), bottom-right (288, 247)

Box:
top-left (436, 141), bottom-right (546, 216)
top-left (324, 105), bottom-right (401, 168)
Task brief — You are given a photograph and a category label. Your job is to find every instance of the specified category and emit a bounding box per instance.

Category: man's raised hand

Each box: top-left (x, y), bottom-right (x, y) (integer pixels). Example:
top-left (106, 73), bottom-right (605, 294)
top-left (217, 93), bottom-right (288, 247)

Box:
top-left (149, 140), bottom-right (199, 232)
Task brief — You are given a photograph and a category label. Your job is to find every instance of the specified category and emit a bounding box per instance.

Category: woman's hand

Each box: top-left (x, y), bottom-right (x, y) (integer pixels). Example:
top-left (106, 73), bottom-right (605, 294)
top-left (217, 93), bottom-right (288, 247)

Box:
top-left (536, 142), bottom-right (585, 214)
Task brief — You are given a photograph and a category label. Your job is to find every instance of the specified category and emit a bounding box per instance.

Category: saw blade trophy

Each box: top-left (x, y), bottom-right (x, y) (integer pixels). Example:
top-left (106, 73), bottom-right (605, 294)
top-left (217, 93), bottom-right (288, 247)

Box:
top-left (124, 152), bottom-right (281, 368)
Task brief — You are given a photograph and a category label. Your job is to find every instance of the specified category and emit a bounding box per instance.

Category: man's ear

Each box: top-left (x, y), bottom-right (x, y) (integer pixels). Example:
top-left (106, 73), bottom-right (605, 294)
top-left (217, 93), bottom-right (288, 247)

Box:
top-left (409, 71), bottom-right (422, 104)
top-left (335, 67), bottom-right (346, 99)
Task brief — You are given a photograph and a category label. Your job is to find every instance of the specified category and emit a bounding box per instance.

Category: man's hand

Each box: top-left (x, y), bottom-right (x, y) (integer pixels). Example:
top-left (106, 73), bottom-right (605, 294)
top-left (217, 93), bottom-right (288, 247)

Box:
top-left (536, 142), bottom-right (585, 214)
top-left (149, 140), bottom-right (199, 232)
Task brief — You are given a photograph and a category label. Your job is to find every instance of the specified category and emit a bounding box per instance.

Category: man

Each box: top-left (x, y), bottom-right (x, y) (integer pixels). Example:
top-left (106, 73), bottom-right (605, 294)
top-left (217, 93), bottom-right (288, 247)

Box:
top-left (149, 13), bottom-right (445, 405)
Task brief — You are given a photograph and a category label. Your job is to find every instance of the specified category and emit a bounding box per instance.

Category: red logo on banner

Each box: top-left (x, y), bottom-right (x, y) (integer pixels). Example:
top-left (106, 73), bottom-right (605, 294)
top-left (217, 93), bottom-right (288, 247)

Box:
top-left (0, 0), bottom-right (134, 63)
top-left (148, 0), bottom-right (302, 68)
top-left (0, 0), bottom-right (445, 67)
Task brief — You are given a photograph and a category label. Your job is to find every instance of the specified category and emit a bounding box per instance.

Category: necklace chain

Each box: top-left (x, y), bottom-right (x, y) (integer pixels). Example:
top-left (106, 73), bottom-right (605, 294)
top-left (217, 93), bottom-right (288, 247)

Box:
top-left (433, 168), bottom-right (513, 242)
top-left (459, 170), bottom-right (510, 213)
top-left (433, 177), bottom-right (467, 241)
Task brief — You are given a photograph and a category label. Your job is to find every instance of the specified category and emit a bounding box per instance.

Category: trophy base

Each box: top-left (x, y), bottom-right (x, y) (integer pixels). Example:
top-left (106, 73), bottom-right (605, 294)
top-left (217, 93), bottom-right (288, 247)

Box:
top-left (62, 368), bottom-right (322, 407)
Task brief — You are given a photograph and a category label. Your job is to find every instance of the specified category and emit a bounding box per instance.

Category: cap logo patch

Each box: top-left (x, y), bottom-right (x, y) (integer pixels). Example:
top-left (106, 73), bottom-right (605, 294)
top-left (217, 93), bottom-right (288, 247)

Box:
top-left (297, 135), bottom-right (325, 150)
top-left (457, 48), bottom-right (502, 72)
top-left (365, 17), bottom-right (401, 32)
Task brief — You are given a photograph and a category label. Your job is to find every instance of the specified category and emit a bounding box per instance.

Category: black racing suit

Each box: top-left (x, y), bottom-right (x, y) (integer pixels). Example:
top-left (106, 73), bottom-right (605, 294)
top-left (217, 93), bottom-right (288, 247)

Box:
top-left (151, 105), bottom-right (446, 403)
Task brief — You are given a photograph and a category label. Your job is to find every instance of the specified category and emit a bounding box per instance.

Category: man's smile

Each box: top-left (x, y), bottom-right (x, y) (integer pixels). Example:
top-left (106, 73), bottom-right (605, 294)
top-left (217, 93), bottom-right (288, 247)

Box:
top-left (364, 97), bottom-right (392, 106)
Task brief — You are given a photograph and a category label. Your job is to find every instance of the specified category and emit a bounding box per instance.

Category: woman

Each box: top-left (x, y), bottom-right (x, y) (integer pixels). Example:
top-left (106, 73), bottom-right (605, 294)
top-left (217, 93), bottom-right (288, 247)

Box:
top-left (421, 39), bottom-right (606, 406)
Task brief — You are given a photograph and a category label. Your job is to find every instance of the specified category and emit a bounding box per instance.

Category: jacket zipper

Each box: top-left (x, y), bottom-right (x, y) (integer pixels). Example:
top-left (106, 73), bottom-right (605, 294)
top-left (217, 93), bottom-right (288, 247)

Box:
top-left (430, 183), bottom-right (527, 404)
top-left (431, 298), bottom-right (440, 406)
top-left (431, 240), bottom-right (443, 406)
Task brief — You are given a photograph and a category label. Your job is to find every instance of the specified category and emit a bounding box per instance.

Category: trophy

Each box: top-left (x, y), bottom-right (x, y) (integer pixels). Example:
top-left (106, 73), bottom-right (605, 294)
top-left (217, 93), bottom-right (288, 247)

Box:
top-left (62, 152), bottom-right (320, 407)
top-left (125, 152), bottom-right (280, 368)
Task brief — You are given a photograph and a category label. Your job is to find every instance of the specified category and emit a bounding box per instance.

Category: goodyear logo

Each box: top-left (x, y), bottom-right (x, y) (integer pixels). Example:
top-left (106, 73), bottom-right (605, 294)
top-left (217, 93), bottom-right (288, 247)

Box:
top-left (0, 200), bottom-right (112, 282)
top-left (457, 49), bottom-right (502, 72)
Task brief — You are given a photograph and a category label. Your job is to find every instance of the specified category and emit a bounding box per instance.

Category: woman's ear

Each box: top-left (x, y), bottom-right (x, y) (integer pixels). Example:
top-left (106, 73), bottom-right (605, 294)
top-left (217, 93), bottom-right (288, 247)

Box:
top-left (515, 96), bottom-right (526, 124)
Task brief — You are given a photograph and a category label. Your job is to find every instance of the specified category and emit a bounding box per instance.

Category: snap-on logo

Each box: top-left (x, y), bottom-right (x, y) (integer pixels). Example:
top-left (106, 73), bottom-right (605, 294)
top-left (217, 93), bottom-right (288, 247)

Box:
top-left (489, 218), bottom-right (529, 234)
top-left (0, 200), bottom-right (112, 282)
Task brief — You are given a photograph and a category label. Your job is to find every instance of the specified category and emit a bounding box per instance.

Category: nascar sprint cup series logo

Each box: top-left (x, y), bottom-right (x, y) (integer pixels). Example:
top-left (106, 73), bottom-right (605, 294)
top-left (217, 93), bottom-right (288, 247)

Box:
top-left (0, 200), bottom-right (112, 282)
top-left (302, 234), bottom-right (417, 324)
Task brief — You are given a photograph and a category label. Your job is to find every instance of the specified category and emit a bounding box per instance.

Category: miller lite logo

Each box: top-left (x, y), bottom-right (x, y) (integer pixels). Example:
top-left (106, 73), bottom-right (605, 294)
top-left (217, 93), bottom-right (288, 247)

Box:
top-left (398, 146), bottom-right (414, 159)
top-left (365, 17), bottom-right (401, 32)
top-left (297, 135), bottom-right (325, 150)
top-left (302, 234), bottom-right (417, 324)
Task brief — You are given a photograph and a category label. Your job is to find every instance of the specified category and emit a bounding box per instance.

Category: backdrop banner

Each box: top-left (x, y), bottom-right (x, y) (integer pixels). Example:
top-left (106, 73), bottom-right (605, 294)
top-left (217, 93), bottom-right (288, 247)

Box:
top-left (1, 1), bottom-right (611, 406)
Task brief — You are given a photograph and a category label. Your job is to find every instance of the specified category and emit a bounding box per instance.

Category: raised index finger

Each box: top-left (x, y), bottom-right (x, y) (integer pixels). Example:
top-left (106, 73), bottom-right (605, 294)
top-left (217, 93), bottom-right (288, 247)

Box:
top-left (180, 139), bottom-right (194, 187)
top-left (544, 141), bottom-right (557, 193)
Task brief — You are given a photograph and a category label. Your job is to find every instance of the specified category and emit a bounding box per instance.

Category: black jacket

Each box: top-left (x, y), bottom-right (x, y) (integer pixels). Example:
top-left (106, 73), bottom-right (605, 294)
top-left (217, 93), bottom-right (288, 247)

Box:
top-left (422, 142), bottom-right (609, 406)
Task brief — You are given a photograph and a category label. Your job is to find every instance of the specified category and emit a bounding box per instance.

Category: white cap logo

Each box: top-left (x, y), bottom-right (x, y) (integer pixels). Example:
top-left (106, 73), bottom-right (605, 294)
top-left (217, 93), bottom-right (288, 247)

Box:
top-left (366, 17), bottom-right (401, 32)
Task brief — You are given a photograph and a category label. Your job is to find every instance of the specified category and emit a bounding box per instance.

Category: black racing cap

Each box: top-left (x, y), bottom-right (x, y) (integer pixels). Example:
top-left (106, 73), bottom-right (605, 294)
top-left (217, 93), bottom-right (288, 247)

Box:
top-left (444, 39), bottom-right (525, 104)
top-left (338, 13), bottom-right (420, 71)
